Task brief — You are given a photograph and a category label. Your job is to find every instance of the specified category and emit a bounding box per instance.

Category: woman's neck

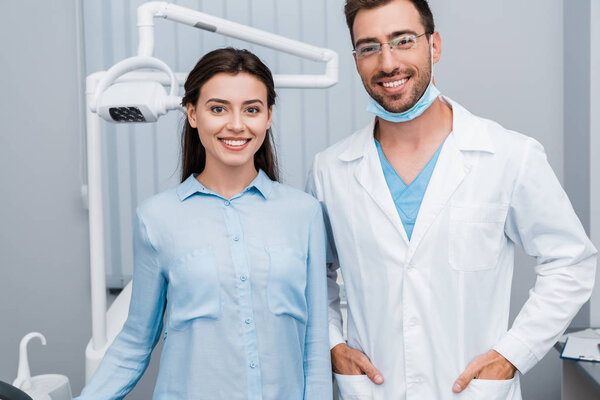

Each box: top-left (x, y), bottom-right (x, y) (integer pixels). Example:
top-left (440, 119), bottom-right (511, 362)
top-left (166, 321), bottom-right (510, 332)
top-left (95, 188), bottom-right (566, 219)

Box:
top-left (197, 162), bottom-right (258, 200)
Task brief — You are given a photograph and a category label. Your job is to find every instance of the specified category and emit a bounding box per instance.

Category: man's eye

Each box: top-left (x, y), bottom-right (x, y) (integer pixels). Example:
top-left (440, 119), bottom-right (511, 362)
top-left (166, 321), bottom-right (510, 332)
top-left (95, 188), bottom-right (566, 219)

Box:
top-left (358, 44), bottom-right (379, 55)
top-left (211, 106), bottom-right (225, 113)
top-left (392, 36), bottom-right (414, 49)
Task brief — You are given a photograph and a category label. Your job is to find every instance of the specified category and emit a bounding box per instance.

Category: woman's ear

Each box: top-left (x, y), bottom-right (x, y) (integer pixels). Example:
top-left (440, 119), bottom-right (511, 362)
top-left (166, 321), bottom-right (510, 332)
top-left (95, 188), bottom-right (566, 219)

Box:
top-left (266, 106), bottom-right (273, 130)
top-left (187, 103), bottom-right (198, 128)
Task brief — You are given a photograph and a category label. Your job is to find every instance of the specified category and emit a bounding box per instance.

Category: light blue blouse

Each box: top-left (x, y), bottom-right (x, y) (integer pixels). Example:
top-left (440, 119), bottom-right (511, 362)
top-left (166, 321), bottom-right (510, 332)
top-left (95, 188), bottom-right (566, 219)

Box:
top-left (375, 139), bottom-right (444, 240)
top-left (76, 170), bottom-right (332, 400)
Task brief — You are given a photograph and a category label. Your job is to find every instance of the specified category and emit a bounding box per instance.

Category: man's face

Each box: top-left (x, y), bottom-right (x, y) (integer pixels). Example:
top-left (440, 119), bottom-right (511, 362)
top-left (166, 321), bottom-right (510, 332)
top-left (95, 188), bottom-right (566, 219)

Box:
top-left (352, 0), bottom-right (440, 113)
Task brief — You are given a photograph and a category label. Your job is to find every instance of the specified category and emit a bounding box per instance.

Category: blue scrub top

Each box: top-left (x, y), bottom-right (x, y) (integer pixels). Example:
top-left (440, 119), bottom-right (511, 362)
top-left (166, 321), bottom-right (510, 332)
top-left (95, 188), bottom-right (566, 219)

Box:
top-left (375, 138), bottom-right (445, 240)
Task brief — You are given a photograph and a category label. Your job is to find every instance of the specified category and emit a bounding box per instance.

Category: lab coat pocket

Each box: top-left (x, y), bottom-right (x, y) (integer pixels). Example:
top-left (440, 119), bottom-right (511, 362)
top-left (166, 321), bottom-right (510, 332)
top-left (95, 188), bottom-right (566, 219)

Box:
top-left (167, 248), bottom-right (222, 330)
top-left (333, 373), bottom-right (373, 400)
top-left (449, 203), bottom-right (508, 271)
top-left (459, 374), bottom-right (519, 400)
top-left (266, 245), bottom-right (308, 324)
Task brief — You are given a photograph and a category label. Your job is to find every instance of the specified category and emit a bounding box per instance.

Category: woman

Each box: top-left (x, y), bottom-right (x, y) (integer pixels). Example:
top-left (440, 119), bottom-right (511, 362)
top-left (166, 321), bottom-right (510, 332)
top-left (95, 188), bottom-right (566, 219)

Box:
top-left (77, 48), bottom-right (332, 400)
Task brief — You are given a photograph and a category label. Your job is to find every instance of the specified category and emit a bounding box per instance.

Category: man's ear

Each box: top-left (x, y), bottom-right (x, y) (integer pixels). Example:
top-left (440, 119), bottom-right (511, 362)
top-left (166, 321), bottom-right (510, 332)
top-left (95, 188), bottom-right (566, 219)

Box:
top-left (431, 31), bottom-right (442, 64)
top-left (187, 103), bottom-right (197, 128)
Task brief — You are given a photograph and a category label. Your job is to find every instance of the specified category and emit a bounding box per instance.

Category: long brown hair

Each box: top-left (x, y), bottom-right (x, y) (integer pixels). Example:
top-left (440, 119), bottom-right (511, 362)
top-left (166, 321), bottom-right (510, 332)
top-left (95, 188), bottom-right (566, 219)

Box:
top-left (180, 48), bottom-right (278, 182)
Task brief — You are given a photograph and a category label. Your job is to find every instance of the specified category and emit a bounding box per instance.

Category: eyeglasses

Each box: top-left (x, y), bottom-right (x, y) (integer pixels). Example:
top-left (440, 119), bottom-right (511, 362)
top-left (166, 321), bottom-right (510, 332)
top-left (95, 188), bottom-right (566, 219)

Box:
top-left (353, 32), bottom-right (431, 59)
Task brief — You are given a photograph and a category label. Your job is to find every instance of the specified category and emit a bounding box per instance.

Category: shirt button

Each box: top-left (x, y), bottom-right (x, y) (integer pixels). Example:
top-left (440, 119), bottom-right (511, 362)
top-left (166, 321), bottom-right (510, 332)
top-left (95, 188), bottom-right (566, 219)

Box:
top-left (245, 318), bottom-right (252, 325)
top-left (233, 236), bottom-right (240, 241)
top-left (224, 200), bottom-right (230, 206)
top-left (249, 361), bottom-right (257, 368)
top-left (240, 275), bottom-right (247, 282)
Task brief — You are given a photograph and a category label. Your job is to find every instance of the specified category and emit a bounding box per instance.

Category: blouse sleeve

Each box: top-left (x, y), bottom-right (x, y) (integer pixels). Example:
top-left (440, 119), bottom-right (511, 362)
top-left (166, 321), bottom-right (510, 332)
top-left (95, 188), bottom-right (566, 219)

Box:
top-left (303, 205), bottom-right (333, 399)
top-left (75, 210), bottom-right (167, 399)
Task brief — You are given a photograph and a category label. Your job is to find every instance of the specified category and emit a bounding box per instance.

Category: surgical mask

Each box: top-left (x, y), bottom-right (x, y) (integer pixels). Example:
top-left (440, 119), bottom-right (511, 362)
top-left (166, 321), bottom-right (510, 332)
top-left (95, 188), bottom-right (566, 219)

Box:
top-left (366, 42), bottom-right (440, 123)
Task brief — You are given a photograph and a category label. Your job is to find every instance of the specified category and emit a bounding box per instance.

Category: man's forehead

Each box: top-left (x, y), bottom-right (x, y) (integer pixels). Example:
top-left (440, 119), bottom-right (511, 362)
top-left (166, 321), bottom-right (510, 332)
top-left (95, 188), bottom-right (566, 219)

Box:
top-left (352, 0), bottom-right (424, 42)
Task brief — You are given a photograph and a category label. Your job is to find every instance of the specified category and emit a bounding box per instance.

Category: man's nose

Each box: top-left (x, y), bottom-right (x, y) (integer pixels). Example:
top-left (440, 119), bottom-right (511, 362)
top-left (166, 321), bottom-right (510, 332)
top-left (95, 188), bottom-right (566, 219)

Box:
top-left (378, 45), bottom-right (397, 73)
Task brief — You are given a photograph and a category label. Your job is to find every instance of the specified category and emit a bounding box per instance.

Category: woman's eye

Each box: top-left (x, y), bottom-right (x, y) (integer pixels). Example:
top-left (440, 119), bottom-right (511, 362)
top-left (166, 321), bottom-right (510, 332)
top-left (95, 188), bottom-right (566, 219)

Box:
top-left (211, 106), bottom-right (225, 113)
top-left (246, 106), bottom-right (260, 114)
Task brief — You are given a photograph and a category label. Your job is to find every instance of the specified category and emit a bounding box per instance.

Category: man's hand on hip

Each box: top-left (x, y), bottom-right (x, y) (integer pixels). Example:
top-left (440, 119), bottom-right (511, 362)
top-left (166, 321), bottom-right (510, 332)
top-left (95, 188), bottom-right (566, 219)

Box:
top-left (331, 343), bottom-right (384, 385)
top-left (452, 350), bottom-right (517, 393)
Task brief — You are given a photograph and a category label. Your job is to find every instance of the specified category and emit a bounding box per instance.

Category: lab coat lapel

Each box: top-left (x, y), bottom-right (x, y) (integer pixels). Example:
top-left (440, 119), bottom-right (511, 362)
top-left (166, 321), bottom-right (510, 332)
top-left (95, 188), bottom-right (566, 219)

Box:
top-left (405, 134), bottom-right (471, 261)
top-left (344, 123), bottom-right (410, 245)
top-left (405, 97), bottom-right (492, 261)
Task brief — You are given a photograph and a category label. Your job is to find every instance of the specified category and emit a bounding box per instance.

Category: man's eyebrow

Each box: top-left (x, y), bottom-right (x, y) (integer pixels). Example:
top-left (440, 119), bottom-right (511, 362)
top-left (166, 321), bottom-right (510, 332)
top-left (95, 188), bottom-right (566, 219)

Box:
top-left (354, 30), bottom-right (419, 48)
top-left (388, 29), bottom-right (419, 39)
top-left (354, 37), bottom-right (379, 48)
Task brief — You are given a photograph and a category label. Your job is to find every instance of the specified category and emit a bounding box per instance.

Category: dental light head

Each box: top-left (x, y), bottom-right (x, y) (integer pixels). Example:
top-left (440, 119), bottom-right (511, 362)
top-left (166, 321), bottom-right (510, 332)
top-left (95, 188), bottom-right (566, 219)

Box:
top-left (90, 56), bottom-right (181, 123)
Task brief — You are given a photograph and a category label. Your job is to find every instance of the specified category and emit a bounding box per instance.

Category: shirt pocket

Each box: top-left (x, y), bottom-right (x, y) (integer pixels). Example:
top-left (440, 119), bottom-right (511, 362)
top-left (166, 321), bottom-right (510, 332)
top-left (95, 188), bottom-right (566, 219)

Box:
top-left (167, 248), bottom-right (222, 330)
top-left (266, 245), bottom-right (308, 324)
top-left (449, 203), bottom-right (508, 271)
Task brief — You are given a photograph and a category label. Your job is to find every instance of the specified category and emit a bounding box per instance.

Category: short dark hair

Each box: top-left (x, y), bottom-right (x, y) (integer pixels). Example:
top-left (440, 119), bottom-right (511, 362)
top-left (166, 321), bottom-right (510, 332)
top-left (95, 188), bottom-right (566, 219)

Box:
top-left (344, 0), bottom-right (435, 45)
top-left (180, 48), bottom-right (278, 182)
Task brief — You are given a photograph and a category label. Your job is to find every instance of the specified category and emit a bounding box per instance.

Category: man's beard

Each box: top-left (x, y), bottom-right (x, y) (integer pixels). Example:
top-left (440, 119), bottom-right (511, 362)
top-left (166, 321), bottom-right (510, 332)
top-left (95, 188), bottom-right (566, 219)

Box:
top-left (364, 62), bottom-right (431, 113)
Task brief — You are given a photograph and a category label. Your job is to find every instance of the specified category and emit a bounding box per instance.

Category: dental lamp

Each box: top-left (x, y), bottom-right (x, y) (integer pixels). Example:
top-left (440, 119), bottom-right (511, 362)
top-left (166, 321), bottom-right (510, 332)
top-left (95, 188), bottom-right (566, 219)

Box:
top-left (90, 56), bottom-right (181, 123)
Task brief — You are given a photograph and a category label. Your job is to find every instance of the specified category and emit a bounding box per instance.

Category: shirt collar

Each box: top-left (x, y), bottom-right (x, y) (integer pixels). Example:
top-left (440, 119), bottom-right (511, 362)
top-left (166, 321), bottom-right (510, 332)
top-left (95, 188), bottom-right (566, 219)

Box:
top-left (176, 169), bottom-right (274, 201)
top-left (338, 95), bottom-right (494, 162)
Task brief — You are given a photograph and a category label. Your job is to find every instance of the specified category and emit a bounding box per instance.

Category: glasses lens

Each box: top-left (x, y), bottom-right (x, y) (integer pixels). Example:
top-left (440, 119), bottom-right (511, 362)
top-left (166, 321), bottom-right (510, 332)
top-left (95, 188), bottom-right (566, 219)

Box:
top-left (357, 43), bottom-right (380, 58)
top-left (390, 35), bottom-right (417, 50)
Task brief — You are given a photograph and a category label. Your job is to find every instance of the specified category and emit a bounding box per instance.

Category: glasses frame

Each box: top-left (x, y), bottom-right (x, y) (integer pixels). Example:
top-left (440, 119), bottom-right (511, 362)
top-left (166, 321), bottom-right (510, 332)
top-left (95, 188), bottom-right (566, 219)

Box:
top-left (352, 32), bottom-right (432, 59)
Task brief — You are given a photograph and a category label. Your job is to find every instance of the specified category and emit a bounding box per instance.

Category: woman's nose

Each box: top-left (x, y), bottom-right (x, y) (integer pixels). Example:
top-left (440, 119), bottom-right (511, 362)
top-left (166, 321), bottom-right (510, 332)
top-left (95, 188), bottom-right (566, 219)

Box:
top-left (227, 112), bottom-right (245, 132)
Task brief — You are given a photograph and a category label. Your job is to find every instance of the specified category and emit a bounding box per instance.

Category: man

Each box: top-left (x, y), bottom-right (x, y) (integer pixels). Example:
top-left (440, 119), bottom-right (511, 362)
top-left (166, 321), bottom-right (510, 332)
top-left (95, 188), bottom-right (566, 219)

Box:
top-left (306, 0), bottom-right (597, 399)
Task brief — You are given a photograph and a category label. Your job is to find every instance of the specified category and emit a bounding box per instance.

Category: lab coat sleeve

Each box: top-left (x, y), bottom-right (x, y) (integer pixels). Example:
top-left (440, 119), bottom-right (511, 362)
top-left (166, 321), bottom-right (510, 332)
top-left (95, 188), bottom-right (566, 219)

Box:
top-left (493, 138), bottom-right (597, 374)
top-left (306, 155), bottom-right (346, 350)
top-left (75, 211), bottom-right (167, 400)
top-left (303, 205), bottom-right (334, 400)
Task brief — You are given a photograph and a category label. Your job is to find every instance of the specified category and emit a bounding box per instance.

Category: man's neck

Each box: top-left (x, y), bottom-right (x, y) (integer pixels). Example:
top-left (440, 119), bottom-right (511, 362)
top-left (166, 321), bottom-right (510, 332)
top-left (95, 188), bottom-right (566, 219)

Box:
top-left (375, 98), bottom-right (453, 150)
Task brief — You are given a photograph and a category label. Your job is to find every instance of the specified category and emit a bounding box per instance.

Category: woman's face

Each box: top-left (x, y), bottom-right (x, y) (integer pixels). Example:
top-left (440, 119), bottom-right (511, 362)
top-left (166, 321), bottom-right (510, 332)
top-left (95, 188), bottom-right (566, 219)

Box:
top-left (187, 72), bottom-right (272, 174)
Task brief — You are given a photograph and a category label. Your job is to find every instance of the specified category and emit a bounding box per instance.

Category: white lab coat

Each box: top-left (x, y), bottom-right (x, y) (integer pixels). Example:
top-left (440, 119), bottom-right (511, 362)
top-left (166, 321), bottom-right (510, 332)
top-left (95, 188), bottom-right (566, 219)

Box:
top-left (307, 97), bottom-right (596, 400)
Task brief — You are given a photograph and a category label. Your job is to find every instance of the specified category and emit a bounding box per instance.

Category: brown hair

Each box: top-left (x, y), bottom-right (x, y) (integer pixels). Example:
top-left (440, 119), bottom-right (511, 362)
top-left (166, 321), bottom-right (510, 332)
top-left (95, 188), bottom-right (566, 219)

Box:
top-left (344, 0), bottom-right (435, 45)
top-left (180, 47), bottom-right (278, 182)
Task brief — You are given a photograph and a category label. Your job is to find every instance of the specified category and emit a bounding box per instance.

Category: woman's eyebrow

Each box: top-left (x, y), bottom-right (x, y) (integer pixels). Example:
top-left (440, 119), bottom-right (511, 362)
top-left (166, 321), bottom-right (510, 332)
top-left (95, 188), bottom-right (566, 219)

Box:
top-left (205, 98), bottom-right (229, 105)
top-left (205, 98), bottom-right (264, 105)
top-left (243, 99), bottom-right (264, 105)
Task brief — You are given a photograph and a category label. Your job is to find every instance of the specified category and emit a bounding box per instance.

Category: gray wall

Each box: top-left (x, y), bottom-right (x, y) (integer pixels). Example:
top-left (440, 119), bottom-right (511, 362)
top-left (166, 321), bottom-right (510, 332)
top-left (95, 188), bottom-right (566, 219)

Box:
top-left (0, 0), bottom-right (595, 399)
top-left (590, 0), bottom-right (600, 327)
top-left (0, 0), bottom-right (91, 394)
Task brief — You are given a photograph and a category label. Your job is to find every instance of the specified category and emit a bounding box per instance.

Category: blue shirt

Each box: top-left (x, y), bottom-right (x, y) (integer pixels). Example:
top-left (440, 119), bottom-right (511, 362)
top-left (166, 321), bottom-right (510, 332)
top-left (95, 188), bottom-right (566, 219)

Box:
top-left (375, 139), bottom-right (444, 240)
top-left (77, 170), bottom-right (332, 400)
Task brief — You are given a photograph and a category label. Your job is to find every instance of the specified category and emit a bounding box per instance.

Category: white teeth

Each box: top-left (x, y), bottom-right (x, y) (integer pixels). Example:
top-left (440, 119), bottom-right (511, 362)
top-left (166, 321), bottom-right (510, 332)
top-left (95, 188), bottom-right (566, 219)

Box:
top-left (221, 139), bottom-right (249, 146)
top-left (382, 78), bottom-right (408, 88)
